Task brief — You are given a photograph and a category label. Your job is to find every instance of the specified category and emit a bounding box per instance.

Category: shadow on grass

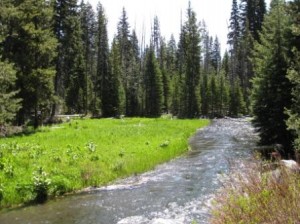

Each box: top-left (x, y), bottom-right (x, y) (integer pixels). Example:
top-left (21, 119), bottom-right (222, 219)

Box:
top-left (1, 124), bottom-right (55, 139)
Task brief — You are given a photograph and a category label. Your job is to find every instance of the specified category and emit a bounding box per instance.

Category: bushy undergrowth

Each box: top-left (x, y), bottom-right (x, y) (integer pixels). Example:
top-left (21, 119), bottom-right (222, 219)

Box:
top-left (211, 161), bottom-right (300, 224)
top-left (0, 117), bottom-right (209, 209)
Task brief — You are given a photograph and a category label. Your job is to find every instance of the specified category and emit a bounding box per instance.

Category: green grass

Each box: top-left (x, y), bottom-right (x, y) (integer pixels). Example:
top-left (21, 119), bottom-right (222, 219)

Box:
top-left (0, 117), bottom-right (209, 208)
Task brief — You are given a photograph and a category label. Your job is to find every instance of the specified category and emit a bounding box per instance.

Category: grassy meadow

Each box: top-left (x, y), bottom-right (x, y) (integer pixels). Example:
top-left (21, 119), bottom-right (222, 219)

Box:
top-left (0, 117), bottom-right (209, 208)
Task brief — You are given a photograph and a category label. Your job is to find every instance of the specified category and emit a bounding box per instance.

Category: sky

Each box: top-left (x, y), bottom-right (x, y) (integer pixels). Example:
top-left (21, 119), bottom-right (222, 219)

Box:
top-left (86, 0), bottom-right (271, 55)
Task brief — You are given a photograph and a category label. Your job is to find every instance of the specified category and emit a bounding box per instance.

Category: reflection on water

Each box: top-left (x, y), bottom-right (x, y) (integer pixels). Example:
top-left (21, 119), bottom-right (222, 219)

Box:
top-left (0, 118), bottom-right (258, 224)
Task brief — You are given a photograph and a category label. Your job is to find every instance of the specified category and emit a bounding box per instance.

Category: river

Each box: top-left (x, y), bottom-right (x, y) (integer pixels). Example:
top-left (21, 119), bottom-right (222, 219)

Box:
top-left (0, 118), bottom-right (258, 224)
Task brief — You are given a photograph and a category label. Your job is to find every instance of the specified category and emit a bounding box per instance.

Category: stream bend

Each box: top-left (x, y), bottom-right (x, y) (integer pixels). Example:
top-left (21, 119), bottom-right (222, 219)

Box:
top-left (0, 118), bottom-right (258, 224)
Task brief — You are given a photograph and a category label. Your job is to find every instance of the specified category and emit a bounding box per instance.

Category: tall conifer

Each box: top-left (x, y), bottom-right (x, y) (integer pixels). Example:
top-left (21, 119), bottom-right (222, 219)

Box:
top-left (0, 0), bottom-right (21, 128)
top-left (144, 47), bottom-right (163, 117)
top-left (0, 61), bottom-right (21, 129)
top-left (79, 1), bottom-right (97, 114)
top-left (180, 2), bottom-right (201, 118)
top-left (2, 0), bottom-right (57, 127)
top-left (53, 0), bottom-right (86, 114)
top-left (251, 0), bottom-right (294, 155)
top-left (286, 0), bottom-right (300, 152)
top-left (96, 3), bottom-right (119, 117)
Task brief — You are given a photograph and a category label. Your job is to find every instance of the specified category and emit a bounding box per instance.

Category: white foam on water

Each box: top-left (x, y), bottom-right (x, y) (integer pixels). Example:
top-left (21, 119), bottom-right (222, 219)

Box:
top-left (96, 162), bottom-right (186, 192)
top-left (150, 218), bottom-right (185, 224)
top-left (96, 175), bottom-right (155, 191)
top-left (117, 193), bottom-right (214, 224)
top-left (117, 216), bottom-right (150, 224)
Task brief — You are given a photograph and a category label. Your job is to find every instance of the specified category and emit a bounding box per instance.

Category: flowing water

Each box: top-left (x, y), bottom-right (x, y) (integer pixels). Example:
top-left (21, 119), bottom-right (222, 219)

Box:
top-left (0, 118), bottom-right (258, 224)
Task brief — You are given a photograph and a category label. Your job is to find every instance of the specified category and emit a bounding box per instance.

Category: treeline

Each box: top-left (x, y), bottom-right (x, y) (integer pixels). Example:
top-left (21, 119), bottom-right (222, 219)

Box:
top-left (0, 0), bottom-right (256, 130)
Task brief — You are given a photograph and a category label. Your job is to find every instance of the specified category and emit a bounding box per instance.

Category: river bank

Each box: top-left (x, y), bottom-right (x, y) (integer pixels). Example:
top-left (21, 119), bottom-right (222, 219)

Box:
top-left (211, 154), bottom-right (300, 223)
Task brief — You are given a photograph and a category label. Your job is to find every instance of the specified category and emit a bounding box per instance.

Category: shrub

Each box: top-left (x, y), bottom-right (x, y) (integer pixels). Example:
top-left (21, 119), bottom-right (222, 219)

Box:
top-left (211, 161), bottom-right (300, 223)
top-left (32, 168), bottom-right (51, 203)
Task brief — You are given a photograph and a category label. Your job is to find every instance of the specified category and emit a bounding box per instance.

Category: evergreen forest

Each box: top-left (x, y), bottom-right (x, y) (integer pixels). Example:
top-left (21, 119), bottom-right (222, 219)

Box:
top-left (1, 0), bottom-right (300, 158)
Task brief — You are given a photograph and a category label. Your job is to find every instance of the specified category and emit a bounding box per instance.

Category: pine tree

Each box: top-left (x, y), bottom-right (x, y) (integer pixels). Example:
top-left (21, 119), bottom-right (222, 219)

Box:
top-left (0, 60), bottom-right (21, 130)
top-left (117, 8), bottom-right (134, 116)
top-left (144, 47), bottom-right (163, 117)
top-left (53, 0), bottom-right (87, 115)
top-left (153, 18), bottom-right (171, 114)
top-left (161, 47), bottom-right (171, 113)
top-left (211, 36), bottom-right (221, 72)
top-left (117, 8), bottom-right (130, 64)
top-left (200, 73), bottom-right (209, 116)
top-left (2, 0), bottom-right (57, 127)
top-left (239, 0), bottom-right (266, 111)
top-left (152, 16), bottom-right (161, 58)
top-left (221, 50), bottom-right (230, 79)
top-left (287, 50), bottom-right (300, 152)
top-left (217, 71), bottom-right (230, 116)
top-left (96, 3), bottom-right (119, 117)
top-left (238, 21), bottom-right (255, 111)
top-left (241, 0), bottom-right (266, 42)
top-left (251, 0), bottom-right (294, 155)
top-left (109, 38), bottom-right (123, 116)
top-left (227, 0), bottom-right (254, 116)
top-left (286, 0), bottom-right (300, 152)
top-left (166, 35), bottom-right (179, 115)
top-left (175, 22), bottom-right (186, 116)
top-left (229, 79), bottom-right (245, 117)
top-left (209, 73), bottom-right (218, 116)
top-left (95, 3), bottom-right (108, 116)
top-left (202, 26), bottom-right (213, 74)
top-left (0, 0), bottom-right (21, 129)
top-left (166, 35), bottom-right (177, 74)
top-left (65, 14), bottom-right (86, 114)
top-left (126, 30), bottom-right (141, 116)
top-left (228, 0), bottom-right (241, 84)
top-left (180, 2), bottom-right (201, 118)
top-left (79, 1), bottom-right (97, 114)
top-left (52, 0), bottom-right (76, 116)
